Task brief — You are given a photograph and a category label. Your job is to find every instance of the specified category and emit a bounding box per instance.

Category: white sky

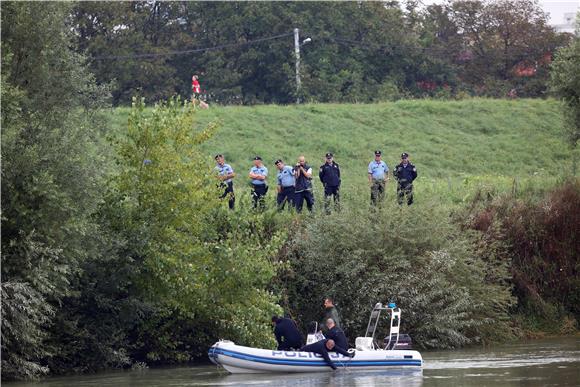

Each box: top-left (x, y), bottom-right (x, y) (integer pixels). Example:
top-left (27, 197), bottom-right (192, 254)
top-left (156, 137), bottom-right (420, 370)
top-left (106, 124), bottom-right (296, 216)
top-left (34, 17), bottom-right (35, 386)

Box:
top-left (419, 0), bottom-right (579, 25)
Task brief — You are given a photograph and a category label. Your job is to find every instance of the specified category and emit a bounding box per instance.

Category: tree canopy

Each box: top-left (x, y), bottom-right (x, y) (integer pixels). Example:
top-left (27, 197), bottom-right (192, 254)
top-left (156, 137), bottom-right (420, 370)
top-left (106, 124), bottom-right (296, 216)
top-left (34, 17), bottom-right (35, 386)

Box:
top-left (71, 0), bottom-right (572, 105)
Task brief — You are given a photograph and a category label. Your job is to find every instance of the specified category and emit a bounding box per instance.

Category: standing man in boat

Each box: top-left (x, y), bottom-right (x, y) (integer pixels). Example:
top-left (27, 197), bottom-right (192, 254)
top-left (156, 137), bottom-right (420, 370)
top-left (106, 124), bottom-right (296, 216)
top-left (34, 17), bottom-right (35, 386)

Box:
top-left (272, 316), bottom-right (303, 351)
top-left (322, 297), bottom-right (341, 330)
top-left (300, 339), bottom-right (354, 370)
top-left (325, 318), bottom-right (349, 352)
top-left (248, 156), bottom-right (268, 209)
top-left (215, 154), bottom-right (235, 210)
top-left (393, 152), bottom-right (418, 206)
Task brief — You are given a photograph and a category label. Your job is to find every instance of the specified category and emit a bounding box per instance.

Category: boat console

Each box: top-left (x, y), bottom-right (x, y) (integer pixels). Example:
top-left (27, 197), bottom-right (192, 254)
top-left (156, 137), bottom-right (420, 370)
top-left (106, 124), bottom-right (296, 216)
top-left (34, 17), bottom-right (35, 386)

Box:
top-left (356, 302), bottom-right (413, 351)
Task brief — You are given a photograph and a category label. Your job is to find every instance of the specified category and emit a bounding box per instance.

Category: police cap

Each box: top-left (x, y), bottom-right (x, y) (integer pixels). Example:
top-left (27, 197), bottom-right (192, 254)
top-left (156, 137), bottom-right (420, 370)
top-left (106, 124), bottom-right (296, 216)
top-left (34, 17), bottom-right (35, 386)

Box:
top-left (214, 153), bottom-right (223, 160)
top-left (274, 159), bottom-right (283, 165)
top-left (401, 152), bottom-right (409, 159)
top-left (253, 156), bottom-right (262, 161)
top-left (374, 150), bottom-right (382, 156)
top-left (325, 152), bottom-right (333, 158)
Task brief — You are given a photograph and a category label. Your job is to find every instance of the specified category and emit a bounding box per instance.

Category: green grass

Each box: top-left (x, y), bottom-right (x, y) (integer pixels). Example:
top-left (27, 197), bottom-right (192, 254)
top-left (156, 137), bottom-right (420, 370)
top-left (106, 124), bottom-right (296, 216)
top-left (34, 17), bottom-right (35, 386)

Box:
top-left (111, 98), bottom-right (576, 204)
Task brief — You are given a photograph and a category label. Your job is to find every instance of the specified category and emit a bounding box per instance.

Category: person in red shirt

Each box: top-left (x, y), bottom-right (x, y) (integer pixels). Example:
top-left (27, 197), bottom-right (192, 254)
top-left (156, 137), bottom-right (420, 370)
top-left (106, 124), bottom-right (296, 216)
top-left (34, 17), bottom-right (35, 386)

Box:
top-left (191, 75), bottom-right (208, 108)
top-left (191, 75), bottom-right (201, 96)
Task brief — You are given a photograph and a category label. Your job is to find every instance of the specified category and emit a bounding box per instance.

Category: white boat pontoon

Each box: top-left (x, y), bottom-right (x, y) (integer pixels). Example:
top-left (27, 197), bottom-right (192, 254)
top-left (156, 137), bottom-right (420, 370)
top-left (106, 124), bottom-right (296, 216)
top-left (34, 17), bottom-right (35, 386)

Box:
top-left (208, 302), bottom-right (423, 373)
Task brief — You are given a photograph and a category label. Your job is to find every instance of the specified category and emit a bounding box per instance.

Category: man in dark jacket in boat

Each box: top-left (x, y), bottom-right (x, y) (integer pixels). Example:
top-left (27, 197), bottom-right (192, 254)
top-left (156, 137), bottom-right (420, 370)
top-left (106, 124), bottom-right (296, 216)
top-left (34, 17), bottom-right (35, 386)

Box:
top-left (300, 339), bottom-right (354, 370)
top-left (325, 318), bottom-right (349, 351)
top-left (272, 316), bottom-right (303, 350)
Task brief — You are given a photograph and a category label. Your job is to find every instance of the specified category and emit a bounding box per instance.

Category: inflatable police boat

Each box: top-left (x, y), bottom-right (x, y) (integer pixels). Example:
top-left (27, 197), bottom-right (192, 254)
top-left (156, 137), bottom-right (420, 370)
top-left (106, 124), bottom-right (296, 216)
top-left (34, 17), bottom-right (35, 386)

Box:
top-left (208, 303), bottom-right (423, 373)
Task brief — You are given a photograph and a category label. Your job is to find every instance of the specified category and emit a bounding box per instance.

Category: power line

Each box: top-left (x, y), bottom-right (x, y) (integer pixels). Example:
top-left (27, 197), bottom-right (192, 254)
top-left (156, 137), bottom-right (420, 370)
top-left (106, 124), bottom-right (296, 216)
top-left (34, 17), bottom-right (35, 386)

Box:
top-left (323, 35), bottom-right (523, 55)
top-left (92, 32), bottom-right (293, 60)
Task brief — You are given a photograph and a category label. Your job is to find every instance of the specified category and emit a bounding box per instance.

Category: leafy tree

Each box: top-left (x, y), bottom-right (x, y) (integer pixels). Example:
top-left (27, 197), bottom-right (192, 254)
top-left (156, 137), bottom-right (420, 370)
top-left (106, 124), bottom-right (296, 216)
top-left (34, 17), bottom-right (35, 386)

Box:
top-left (440, 0), bottom-right (570, 97)
top-left (99, 97), bottom-right (285, 362)
top-left (1, 1), bottom-right (111, 380)
top-left (70, 0), bottom-right (572, 104)
top-left (550, 33), bottom-right (580, 173)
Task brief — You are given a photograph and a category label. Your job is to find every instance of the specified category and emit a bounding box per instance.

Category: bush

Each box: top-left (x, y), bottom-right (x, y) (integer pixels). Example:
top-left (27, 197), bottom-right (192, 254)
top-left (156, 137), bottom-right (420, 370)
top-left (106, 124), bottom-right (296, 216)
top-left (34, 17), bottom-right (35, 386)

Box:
top-left (464, 179), bottom-right (580, 332)
top-left (280, 198), bottom-right (515, 349)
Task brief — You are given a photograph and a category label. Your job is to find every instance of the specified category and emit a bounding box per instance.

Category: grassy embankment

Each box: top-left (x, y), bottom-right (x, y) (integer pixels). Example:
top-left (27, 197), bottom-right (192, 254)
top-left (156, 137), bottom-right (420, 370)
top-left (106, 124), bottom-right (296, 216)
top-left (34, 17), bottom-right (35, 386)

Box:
top-left (112, 98), bottom-right (575, 205)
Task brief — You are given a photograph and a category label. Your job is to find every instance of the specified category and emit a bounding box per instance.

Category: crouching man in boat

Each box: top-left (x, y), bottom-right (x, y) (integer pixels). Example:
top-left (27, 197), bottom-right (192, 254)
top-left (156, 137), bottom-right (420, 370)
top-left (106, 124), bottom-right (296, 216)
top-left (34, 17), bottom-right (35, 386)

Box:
top-left (300, 339), bottom-right (354, 370)
top-left (325, 318), bottom-right (349, 352)
top-left (272, 316), bottom-right (303, 350)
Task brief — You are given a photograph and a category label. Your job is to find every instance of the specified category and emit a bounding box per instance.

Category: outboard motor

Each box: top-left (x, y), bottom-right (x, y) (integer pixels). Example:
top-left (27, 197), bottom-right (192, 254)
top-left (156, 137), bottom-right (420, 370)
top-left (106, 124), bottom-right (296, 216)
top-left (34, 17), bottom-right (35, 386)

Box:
top-left (384, 333), bottom-right (413, 350)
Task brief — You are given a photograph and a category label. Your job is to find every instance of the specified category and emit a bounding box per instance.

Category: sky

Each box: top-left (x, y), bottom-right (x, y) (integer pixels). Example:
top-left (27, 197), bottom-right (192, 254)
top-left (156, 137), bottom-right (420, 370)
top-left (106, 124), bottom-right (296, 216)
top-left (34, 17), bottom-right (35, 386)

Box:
top-left (419, 0), bottom-right (579, 25)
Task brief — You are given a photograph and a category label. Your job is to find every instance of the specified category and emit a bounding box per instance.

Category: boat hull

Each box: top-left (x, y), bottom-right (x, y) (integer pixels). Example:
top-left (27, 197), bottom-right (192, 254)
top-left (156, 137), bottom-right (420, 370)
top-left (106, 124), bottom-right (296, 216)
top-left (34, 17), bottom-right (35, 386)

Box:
top-left (208, 341), bottom-right (423, 374)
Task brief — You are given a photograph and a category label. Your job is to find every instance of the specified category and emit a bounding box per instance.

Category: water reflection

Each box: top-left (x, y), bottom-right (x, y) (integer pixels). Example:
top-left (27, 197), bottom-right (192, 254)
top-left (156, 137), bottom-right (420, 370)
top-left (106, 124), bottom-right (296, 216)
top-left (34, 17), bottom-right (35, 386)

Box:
top-left (215, 368), bottom-right (423, 387)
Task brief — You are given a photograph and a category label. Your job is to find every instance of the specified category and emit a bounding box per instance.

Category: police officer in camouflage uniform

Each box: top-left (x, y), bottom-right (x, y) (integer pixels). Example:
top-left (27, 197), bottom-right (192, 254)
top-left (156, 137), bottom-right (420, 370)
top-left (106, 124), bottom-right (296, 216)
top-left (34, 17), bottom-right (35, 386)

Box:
top-left (215, 154), bottom-right (235, 209)
top-left (368, 150), bottom-right (389, 206)
top-left (319, 152), bottom-right (341, 213)
top-left (393, 152), bottom-right (417, 206)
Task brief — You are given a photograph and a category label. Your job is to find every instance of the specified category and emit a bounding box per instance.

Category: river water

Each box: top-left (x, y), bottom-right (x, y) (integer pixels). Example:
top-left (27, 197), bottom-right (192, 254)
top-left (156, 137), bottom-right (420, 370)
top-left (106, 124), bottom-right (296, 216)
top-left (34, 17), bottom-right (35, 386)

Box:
top-left (7, 337), bottom-right (579, 386)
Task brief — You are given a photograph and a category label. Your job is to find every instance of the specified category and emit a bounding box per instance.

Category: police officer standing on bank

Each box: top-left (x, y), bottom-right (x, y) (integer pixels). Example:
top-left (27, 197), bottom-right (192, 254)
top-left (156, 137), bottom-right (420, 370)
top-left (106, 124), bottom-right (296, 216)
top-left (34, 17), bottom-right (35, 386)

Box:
top-left (215, 154), bottom-right (235, 210)
top-left (275, 159), bottom-right (295, 210)
top-left (393, 152), bottom-right (418, 205)
top-left (294, 155), bottom-right (314, 213)
top-left (368, 150), bottom-right (389, 206)
top-left (249, 156), bottom-right (268, 209)
top-left (319, 153), bottom-right (341, 213)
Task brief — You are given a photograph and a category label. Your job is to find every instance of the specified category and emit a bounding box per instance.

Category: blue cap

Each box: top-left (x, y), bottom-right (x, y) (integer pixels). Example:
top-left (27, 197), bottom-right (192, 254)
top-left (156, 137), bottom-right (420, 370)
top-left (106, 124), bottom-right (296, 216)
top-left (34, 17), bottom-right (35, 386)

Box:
top-left (388, 302), bottom-right (396, 308)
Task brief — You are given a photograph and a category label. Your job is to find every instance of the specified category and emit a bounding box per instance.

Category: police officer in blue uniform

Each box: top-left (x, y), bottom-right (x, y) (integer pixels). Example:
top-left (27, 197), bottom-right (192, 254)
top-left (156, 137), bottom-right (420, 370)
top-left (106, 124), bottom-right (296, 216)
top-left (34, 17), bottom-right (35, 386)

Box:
top-left (368, 150), bottom-right (389, 206)
top-left (325, 318), bottom-right (348, 352)
top-left (275, 159), bottom-right (295, 210)
top-left (272, 316), bottom-right (303, 351)
top-left (294, 155), bottom-right (314, 213)
top-left (215, 154), bottom-right (235, 209)
top-left (319, 153), bottom-right (341, 213)
top-left (249, 156), bottom-right (268, 209)
top-left (393, 152), bottom-right (417, 205)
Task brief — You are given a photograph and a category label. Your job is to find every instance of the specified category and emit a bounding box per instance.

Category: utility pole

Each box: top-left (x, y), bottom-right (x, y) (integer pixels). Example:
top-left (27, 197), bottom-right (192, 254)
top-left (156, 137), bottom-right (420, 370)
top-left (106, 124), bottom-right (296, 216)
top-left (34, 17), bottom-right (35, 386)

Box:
top-left (294, 28), bottom-right (301, 104)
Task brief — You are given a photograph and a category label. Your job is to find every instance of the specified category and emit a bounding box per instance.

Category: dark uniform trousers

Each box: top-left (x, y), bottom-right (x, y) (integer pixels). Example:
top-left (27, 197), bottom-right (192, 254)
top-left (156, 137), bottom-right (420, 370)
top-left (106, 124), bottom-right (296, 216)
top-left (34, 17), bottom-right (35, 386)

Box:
top-left (397, 182), bottom-right (413, 205)
top-left (277, 186), bottom-right (295, 210)
top-left (370, 179), bottom-right (386, 205)
top-left (295, 189), bottom-right (314, 213)
top-left (300, 339), bottom-right (352, 370)
top-left (251, 184), bottom-right (268, 209)
top-left (220, 181), bottom-right (235, 209)
top-left (323, 185), bottom-right (340, 213)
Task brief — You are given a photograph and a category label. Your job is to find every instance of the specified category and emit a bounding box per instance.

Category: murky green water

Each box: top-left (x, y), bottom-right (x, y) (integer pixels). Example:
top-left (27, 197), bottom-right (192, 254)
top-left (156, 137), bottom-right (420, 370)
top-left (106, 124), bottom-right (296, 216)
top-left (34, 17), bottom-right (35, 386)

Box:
top-left (6, 337), bottom-right (579, 386)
